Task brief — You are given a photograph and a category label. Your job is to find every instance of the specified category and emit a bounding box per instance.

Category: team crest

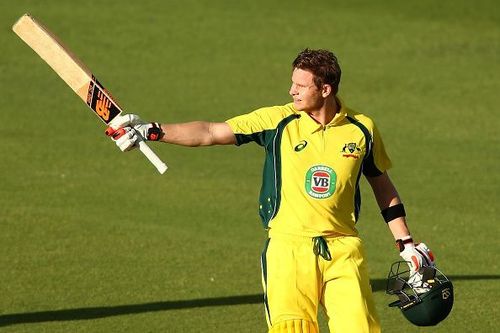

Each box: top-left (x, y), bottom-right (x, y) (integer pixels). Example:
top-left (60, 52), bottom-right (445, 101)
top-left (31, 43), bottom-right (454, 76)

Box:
top-left (342, 142), bottom-right (362, 159)
top-left (305, 165), bottom-right (336, 199)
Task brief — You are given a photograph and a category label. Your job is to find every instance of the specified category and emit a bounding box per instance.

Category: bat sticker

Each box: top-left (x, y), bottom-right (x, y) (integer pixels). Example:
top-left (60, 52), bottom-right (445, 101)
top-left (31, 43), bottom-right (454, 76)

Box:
top-left (87, 76), bottom-right (121, 124)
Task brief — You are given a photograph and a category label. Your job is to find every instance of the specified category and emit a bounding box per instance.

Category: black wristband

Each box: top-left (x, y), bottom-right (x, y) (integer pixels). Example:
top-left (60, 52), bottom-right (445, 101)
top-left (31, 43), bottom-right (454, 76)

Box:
top-left (381, 203), bottom-right (406, 223)
top-left (146, 122), bottom-right (163, 141)
top-left (396, 237), bottom-right (414, 252)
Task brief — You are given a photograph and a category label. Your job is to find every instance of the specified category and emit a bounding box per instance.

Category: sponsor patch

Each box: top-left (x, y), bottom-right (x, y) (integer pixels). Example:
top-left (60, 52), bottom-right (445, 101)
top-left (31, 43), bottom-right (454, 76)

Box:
top-left (305, 165), bottom-right (336, 199)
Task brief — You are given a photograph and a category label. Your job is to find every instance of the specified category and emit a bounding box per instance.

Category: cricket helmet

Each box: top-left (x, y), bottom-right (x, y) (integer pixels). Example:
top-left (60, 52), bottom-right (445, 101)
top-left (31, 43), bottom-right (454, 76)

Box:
top-left (386, 261), bottom-right (454, 326)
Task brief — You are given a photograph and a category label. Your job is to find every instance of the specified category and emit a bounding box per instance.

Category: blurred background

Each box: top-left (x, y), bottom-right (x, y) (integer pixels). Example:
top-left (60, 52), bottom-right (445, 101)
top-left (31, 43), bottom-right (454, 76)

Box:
top-left (0, 0), bottom-right (498, 332)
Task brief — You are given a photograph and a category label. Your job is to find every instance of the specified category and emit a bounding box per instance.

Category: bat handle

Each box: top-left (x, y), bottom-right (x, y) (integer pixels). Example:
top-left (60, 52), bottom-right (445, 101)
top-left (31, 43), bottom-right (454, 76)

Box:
top-left (137, 140), bottom-right (168, 174)
top-left (106, 126), bottom-right (168, 174)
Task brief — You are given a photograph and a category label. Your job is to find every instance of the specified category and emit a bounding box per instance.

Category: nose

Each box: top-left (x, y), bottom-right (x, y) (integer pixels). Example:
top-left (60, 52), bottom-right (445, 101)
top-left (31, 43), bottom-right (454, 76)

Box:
top-left (289, 83), bottom-right (297, 96)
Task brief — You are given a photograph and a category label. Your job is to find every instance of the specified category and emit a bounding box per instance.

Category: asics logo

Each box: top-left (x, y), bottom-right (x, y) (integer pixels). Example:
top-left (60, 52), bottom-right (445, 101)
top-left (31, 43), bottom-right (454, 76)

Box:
top-left (294, 140), bottom-right (308, 152)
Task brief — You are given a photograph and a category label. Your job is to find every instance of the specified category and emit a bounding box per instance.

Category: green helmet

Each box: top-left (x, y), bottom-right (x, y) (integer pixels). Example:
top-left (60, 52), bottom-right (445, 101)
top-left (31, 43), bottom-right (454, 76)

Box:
top-left (386, 262), bottom-right (454, 326)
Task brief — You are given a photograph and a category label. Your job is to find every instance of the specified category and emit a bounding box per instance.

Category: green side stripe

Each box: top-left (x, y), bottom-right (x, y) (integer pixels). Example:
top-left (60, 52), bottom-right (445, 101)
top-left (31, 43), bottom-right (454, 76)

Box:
top-left (261, 238), bottom-right (271, 324)
top-left (233, 114), bottom-right (299, 228)
top-left (259, 114), bottom-right (299, 227)
top-left (346, 116), bottom-right (378, 222)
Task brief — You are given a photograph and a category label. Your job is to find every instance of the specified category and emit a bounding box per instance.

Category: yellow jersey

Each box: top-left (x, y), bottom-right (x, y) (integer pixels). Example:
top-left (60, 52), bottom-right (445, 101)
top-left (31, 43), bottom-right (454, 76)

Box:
top-left (226, 100), bottom-right (392, 237)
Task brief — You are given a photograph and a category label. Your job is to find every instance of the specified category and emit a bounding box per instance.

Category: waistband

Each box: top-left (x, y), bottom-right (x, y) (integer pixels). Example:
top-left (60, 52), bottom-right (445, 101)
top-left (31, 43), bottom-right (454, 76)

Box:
top-left (267, 230), bottom-right (354, 261)
top-left (268, 229), bottom-right (350, 240)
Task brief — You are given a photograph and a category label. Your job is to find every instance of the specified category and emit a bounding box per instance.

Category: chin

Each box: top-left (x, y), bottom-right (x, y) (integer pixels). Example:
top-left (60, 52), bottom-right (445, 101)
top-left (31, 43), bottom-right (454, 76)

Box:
top-left (293, 101), bottom-right (305, 111)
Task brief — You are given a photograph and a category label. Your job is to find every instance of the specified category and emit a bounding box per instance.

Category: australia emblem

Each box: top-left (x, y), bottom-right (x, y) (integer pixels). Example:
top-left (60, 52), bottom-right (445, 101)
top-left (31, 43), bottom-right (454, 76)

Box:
top-left (342, 142), bottom-right (361, 159)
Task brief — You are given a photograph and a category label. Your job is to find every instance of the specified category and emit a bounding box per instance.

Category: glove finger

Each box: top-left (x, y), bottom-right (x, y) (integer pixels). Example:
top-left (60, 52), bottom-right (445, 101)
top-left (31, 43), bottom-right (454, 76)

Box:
top-left (109, 114), bottom-right (142, 130)
top-left (410, 255), bottom-right (420, 271)
top-left (112, 126), bottom-right (134, 141)
top-left (115, 129), bottom-right (138, 151)
top-left (109, 128), bottom-right (127, 139)
top-left (415, 243), bottom-right (434, 266)
top-left (118, 137), bottom-right (137, 152)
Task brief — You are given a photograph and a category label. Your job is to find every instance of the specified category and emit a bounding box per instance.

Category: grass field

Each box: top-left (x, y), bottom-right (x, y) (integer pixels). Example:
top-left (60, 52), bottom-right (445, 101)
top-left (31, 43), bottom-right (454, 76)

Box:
top-left (1, 0), bottom-right (499, 332)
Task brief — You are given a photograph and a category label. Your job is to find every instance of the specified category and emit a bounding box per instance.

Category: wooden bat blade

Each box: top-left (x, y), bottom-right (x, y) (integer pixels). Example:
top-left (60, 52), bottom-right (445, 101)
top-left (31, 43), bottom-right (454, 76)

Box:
top-left (12, 13), bottom-right (168, 174)
top-left (13, 14), bottom-right (92, 101)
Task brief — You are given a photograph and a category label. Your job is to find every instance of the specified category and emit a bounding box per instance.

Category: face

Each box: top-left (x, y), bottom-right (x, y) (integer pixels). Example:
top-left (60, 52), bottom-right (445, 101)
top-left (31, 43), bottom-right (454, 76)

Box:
top-left (289, 68), bottom-right (325, 112)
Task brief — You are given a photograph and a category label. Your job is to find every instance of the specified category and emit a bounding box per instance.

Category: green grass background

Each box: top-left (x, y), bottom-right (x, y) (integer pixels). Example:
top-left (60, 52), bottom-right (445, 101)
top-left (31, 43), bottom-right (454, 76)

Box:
top-left (1, 0), bottom-right (498, 332)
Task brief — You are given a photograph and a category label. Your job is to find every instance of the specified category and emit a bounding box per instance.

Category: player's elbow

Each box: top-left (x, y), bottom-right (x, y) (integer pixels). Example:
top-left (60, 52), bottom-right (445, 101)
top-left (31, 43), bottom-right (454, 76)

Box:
top-left (206, 122), bottom-right (236, 146)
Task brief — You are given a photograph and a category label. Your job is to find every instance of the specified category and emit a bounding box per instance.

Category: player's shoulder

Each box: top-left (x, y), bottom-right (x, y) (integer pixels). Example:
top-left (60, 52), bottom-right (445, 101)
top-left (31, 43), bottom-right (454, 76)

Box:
top-left (344, 106), bottom-right (376, 131)
top-left (249, 103), bottom-right (298, 126)
top-left (226, 103), bottom-right (299, 134)
top-left (254, 103), bottom-right (298, 118)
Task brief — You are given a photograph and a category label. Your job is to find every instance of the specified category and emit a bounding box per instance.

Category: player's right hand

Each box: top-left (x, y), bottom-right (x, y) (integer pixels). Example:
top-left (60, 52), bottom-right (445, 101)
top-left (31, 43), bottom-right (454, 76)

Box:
top-left (107, 113), bottom-right (162, 140)
top-left (111, 126), bottom-right (139, 152)
top-left (106, 114), bottom-right (144, 134)
top-left (106, 114), bottom-right (142, 151)
top-left (106, 114), bottom-right (163, 151)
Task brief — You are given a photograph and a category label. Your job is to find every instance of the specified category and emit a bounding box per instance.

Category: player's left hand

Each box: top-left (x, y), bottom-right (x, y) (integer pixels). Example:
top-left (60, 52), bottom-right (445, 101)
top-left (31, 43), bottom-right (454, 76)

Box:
top-left (400, 242), bottom-right (435, 293)
top-left (399, 242), bottom-right (435, 272)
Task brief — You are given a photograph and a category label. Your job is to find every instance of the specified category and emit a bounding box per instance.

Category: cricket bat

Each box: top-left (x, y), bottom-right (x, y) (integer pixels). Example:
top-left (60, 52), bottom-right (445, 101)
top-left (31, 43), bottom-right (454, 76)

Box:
top-left (12, 13), bottom-right (168, 174)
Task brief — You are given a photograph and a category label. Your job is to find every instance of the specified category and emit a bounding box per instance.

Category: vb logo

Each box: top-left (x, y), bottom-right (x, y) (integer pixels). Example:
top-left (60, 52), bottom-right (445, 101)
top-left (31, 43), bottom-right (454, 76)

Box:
top-left (313, 174), bottom-right (330, 190)
top-left (305, 165), bottom-right (336, 199)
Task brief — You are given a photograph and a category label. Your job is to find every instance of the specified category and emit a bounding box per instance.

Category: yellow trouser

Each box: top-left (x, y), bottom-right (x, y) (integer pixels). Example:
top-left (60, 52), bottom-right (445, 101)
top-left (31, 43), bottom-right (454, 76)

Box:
top-left (261, 233), bottom-right (381, 333)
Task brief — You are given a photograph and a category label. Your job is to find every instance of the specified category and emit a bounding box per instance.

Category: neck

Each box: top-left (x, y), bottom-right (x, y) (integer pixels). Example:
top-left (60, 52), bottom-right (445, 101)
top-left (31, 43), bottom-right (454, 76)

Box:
top-left (308, 97), bottom-right (339, 126)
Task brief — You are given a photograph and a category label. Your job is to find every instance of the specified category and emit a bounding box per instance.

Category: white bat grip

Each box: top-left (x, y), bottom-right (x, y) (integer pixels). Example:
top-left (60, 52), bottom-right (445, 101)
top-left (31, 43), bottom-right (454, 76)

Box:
top-left (137, 140), bottom-right (168, 174)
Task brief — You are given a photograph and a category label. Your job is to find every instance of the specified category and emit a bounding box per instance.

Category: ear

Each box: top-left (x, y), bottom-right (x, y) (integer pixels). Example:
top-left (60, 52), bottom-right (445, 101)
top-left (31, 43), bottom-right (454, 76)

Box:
top-left (321, 84), bottom-right (332, 98)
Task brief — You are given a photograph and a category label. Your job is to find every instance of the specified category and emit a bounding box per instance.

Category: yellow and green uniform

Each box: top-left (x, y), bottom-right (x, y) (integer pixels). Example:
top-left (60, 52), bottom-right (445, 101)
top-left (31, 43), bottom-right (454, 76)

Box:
top-left (226, 100), bottom-right (391, 237)
top-left (226, 99), bottom-right (390, 332)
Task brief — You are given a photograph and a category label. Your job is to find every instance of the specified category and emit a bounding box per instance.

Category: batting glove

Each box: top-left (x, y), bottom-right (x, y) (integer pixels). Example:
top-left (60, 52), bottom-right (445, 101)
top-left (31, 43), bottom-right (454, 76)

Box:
top-left (399, 241), bottom-right (435, 293)
top-left (106, 114), bottom-right (163, 151)
top-left (112, 127), bottom-right (139, 152)
top-left (399, 242), bottom-right (435, 271)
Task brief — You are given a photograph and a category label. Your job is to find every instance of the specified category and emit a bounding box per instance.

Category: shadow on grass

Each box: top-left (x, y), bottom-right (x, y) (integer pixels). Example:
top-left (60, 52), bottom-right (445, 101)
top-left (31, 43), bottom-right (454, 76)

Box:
top-left (1, 275), bottom-right (498, 327)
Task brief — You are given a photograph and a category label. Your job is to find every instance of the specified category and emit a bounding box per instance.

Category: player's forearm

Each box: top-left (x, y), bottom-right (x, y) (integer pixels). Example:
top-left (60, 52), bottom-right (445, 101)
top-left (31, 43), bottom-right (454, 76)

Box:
top-left (387, 218), bottom-right (411, 240)
top-left (377, 194), bottom-right (412, 240)
top-left (159, 122), bottom-right (210, 146)
top-left (366, 172), bottom-right (401, 209)
top-left (159, 121), bottom-right (235, 147)
top-left (366, 172), bottom-right (412, 239)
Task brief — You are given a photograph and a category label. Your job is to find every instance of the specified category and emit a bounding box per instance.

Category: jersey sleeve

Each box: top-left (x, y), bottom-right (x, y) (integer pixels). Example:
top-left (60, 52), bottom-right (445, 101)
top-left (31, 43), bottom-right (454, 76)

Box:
top-left (225, 105), bottom-right (293, 146)
top-left (363, 120), bottom-right (392, 176)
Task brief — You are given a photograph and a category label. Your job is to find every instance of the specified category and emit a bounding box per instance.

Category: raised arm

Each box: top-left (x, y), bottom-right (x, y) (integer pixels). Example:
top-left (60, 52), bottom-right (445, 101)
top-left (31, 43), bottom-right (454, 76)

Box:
top-left (160, 121), bottom-right (236, 146)
top-left (106, 114), bottom-right (236, 151)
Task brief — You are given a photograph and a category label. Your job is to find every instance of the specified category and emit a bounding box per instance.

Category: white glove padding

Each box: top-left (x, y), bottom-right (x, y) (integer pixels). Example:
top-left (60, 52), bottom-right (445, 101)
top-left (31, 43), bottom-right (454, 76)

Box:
top-left (108, 114), bottom-right (146, 130)
top-left (114, 126), bottom-right (140, 152)
top-left (400, 242), bottom-right (435, 293)
top-left (400, 242), bottom-right (435, 271)
top-left (106, 114), bottom-right (163, 152)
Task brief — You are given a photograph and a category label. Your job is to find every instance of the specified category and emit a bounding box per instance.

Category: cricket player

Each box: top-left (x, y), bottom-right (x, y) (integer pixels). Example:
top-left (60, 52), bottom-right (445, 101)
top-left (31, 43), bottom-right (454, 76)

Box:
top-left (108, 49), bottom-right (434, 333)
